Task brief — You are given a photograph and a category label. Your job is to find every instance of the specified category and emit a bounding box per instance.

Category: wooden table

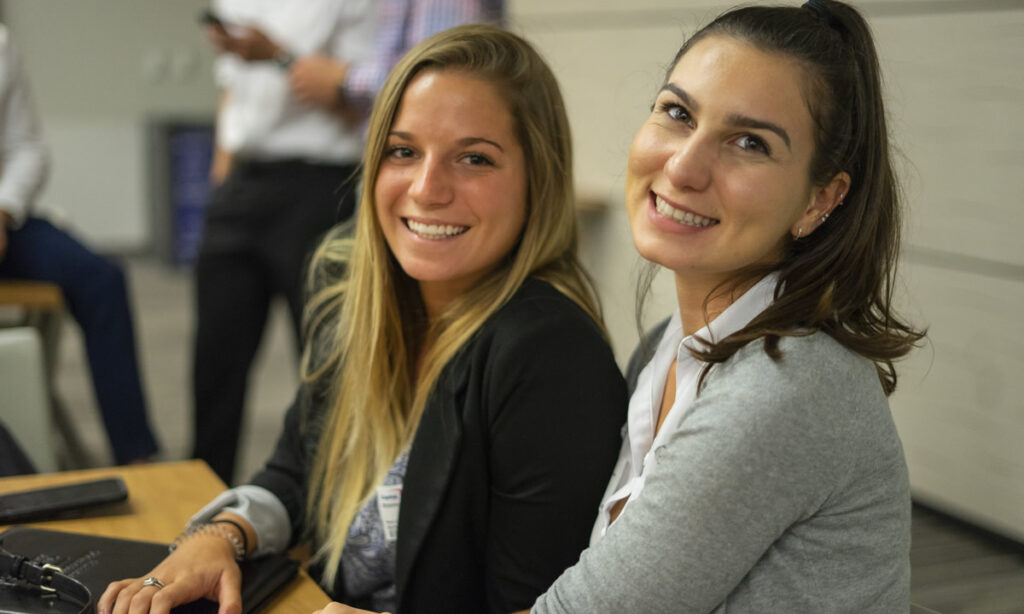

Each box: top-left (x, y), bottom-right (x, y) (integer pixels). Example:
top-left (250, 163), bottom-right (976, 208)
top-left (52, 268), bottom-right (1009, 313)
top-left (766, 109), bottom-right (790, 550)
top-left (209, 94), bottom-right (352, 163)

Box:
top-left (0, 460), bottom-right (331, 614)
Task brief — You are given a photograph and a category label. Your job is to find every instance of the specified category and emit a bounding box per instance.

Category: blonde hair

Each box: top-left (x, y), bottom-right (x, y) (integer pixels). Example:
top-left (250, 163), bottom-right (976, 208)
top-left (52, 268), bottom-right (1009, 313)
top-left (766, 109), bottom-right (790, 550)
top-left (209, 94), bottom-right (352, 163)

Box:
top-left (300, 24), bottom-right (601, 587)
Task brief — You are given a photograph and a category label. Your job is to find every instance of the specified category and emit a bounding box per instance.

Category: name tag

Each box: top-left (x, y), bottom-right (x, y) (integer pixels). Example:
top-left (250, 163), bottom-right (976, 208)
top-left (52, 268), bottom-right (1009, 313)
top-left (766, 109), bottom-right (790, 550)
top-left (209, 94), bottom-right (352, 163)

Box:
top-left (376, 484), bottom-right (402, 541)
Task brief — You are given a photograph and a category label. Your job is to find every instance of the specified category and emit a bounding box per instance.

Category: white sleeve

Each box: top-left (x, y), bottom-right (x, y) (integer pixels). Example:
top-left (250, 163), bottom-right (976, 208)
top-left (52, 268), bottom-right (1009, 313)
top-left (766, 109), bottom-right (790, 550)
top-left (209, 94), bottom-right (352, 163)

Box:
top-left (188, 485), bottom-right (292, 558)
top-left (0, 27), bottom-right (49, 224)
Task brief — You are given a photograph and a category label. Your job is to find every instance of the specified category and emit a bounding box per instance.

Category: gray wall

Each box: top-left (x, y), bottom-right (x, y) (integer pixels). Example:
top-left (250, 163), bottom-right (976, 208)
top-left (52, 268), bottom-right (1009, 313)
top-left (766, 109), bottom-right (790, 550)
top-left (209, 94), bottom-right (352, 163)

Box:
top-left (2, 0), bottom-right (218, 248)
top-left (4, 0), bottom-right (1023, 541)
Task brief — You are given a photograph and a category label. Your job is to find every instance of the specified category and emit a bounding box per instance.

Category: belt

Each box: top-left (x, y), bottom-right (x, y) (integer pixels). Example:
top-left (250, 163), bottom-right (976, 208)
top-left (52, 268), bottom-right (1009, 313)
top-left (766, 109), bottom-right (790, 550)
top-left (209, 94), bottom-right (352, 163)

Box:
top-left (0, 548), bottom-right (91, 614)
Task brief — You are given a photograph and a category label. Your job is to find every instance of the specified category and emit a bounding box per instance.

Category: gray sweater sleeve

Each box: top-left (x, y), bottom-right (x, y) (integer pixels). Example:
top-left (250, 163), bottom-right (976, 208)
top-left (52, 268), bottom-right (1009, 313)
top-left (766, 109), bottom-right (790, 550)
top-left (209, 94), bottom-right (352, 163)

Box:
top-left (533, 334), bottom-right (910, 614)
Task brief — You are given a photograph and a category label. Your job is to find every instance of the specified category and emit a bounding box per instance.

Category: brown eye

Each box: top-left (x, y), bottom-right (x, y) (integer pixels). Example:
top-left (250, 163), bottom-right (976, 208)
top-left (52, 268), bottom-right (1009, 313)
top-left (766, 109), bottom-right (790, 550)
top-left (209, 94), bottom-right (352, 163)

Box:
top-left (461, 153), bottom-right (494, 166)
top-left (660, 102), bottom-right (692, 125)
top-left (737, 134), bottom-right (770, 156)
top-left (386, 146), bottom-right (414, 159)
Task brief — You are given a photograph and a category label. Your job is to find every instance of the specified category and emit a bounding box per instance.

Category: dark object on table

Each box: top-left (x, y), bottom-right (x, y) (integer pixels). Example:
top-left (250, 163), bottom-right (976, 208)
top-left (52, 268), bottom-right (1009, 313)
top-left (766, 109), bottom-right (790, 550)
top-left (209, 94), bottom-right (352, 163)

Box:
top-left (0, 526), bottom-right (300, 614)
top-left (0, 478), bottom-right (128, 523)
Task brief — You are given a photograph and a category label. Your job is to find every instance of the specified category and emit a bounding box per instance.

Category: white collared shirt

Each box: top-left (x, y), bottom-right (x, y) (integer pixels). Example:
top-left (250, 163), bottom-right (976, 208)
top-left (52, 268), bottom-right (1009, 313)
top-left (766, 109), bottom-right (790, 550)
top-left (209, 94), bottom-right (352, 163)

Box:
top-left (591, 274), bottom-right (780, 544)
top-left (0, 25), bottom-right (49, 224)
top-left (213, 0), bottom-right (376, 163)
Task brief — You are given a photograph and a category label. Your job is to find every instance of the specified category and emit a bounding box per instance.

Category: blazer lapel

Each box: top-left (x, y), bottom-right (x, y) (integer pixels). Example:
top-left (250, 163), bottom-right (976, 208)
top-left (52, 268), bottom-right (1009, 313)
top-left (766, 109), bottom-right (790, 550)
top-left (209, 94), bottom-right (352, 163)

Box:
top-left (394, 349), bottom-right (472, 601)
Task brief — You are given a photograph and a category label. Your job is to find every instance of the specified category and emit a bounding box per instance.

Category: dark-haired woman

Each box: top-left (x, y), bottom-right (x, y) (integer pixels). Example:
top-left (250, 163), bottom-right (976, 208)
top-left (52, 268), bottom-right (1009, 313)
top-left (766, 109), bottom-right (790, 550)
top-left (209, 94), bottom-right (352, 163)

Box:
top-left (528, 1), bottom-right (925, 612)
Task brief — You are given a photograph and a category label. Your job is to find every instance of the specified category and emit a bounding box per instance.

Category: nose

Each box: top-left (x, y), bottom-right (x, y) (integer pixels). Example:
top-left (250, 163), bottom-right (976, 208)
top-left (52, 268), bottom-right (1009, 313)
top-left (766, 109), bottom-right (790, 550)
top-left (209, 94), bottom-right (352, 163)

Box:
top-left (664, 135), bottom-right (713, 192)
top-left (409, 155), bottom-right (454, 207)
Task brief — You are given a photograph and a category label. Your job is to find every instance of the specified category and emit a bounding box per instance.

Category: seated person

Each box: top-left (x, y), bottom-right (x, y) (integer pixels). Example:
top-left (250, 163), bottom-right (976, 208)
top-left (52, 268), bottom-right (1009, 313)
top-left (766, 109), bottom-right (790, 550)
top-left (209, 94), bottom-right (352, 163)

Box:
top-left (302, 1), bottom-right (925, 613)
top-left (528, 1), bottom-right (925, 612)
top-left (0, 24), bottom-right (159, 465)
top-left (99, 25), bottom-right (627, 614)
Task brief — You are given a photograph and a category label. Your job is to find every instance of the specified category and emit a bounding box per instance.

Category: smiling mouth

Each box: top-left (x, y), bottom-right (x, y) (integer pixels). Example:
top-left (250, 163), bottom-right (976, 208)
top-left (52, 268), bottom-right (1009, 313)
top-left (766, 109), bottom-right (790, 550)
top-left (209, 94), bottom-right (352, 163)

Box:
top-left (404, 218), bottom-right (470, 239)
top-left (653, 194), bottom-right (719, 228)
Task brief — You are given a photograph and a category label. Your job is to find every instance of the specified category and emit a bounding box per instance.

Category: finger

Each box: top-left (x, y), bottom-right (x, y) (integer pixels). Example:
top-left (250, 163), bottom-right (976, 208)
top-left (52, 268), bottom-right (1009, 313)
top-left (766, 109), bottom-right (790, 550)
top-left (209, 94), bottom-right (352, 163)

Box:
top-left (111, 580), bottom-right (144, 614)
top-left (149, 581), bottom-right (200, 614)
top-left (215, 568), bottom-right (244, 614)
top-left (98, 578), bottom-right (135, 614)
top-left (128, 583), bottom-right (161, 614)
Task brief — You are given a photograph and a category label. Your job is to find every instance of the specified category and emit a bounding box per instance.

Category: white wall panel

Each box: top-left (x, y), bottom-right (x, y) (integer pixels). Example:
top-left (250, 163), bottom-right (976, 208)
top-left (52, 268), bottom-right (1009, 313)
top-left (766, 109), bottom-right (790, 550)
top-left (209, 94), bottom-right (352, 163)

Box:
top-left (892, 261), bottom-right (1024, 540)
top-left (876, 10), bottom-right (1024, 267)
top-left (3, 0), bottom-right (218, 250)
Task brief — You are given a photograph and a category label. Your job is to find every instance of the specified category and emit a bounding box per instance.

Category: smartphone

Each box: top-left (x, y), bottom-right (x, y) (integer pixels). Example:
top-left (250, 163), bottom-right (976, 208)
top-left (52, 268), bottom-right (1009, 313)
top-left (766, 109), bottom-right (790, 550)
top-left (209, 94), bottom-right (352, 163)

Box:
top-left (198, 9), bottom-right (226, 29)
top-left (0, 477), bottom-right (128, 523)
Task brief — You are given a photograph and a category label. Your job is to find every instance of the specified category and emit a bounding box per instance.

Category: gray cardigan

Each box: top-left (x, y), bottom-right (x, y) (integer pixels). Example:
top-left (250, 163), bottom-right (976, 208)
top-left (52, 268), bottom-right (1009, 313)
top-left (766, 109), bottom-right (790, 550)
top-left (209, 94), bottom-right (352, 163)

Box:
top-left (533, 331), bottom-right (910, 613)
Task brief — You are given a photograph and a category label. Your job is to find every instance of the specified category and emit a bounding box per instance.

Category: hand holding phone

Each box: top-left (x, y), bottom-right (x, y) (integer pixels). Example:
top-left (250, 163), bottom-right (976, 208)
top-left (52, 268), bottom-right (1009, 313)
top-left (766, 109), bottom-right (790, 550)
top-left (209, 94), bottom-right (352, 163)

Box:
top-left (198, 9), bottom-right (226, 30)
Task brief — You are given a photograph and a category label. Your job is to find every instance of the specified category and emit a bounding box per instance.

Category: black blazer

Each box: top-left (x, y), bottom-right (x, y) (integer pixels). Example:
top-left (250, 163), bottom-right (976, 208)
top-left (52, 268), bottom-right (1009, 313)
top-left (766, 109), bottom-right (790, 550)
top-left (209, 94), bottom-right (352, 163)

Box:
top-left (251, 279), bottom-right (628, 613)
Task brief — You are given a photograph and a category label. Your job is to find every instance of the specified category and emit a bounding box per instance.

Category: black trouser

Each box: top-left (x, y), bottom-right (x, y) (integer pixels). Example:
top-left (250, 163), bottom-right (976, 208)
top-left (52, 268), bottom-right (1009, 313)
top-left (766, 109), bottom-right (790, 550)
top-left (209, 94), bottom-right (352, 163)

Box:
top-left (191, 159), bottom-right (358, 484)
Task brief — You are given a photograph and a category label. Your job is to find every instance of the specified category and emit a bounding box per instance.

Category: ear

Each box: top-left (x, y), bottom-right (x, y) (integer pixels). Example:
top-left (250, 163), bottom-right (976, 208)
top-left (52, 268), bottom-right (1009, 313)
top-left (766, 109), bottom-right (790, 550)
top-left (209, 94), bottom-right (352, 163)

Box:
top-left (790, 171), bottom-right (851, 239)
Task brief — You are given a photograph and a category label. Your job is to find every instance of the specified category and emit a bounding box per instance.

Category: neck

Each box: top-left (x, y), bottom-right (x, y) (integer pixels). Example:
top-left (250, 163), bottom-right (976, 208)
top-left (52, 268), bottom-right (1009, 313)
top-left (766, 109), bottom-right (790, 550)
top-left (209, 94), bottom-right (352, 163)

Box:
top-left (418, 281), bottom-right (462, 324)
top-left (673, 273), bottom-right (760, 337)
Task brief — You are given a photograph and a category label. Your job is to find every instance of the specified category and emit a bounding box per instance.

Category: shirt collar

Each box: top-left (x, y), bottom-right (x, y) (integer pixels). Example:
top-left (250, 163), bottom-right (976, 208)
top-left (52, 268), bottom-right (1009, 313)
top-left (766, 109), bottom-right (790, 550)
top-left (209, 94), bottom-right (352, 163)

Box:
top-left (681, 272), bottom-right (780, 354)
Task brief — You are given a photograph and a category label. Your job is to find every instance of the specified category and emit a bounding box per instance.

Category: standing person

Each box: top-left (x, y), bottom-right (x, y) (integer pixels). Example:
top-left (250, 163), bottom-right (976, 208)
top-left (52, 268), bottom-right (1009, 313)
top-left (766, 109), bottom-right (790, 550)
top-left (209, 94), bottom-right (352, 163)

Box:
top-left (525, 1), bottom-right (926, 612)
top-left (193, 0), bottom-right (376, 484)
top-left (194, 0), bottom-right (505, 485)
top-left (287, 0), bottom-right (504, 117)
top-left (0, 25), bottom-right (159, 466)
top-left (100, 25), bottom-right (626, 614)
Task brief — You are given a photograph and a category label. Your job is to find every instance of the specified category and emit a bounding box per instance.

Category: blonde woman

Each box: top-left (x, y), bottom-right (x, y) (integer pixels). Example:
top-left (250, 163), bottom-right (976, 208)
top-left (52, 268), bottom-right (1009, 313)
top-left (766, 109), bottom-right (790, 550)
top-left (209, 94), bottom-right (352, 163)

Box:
top-left (100, 25), bottom-right (626, 614)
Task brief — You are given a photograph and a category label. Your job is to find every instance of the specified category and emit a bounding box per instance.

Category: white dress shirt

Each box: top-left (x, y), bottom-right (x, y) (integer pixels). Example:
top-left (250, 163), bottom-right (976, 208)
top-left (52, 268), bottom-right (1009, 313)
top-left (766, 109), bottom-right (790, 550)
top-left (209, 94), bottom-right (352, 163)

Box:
top-left (591, 273), bottom-right (780, 544)
top-left (212, 0), bottom-right (375, 163)
top-left (0, 25), bottom-right (49, 224)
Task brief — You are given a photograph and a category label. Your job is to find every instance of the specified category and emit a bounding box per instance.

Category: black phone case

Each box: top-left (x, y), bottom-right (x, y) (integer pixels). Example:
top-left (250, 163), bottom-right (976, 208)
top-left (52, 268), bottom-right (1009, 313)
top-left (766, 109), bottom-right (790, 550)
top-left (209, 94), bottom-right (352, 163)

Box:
top-left (0, 477), bottom-right (128, 523)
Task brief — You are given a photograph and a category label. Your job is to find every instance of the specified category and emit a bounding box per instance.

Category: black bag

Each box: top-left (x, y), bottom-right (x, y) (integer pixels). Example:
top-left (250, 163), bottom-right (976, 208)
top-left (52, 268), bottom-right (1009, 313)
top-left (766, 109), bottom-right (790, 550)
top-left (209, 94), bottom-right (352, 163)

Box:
top-left (0, 547), bottom-right (91, 614)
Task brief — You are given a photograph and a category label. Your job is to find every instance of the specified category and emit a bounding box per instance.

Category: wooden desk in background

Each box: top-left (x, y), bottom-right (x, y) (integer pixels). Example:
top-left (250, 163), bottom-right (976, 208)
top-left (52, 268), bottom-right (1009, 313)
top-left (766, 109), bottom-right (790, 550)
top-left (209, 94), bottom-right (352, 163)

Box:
top-left (0, 460), bottom-right (330, 614)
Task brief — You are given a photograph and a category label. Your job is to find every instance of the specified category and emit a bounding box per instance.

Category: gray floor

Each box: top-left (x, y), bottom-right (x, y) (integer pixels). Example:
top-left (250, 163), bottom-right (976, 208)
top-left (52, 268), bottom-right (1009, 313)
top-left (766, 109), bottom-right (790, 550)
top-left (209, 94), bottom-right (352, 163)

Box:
top-left (54, 256), bottom-right (298, 483)
top-left (51, 256), bottom-right (1024, 614)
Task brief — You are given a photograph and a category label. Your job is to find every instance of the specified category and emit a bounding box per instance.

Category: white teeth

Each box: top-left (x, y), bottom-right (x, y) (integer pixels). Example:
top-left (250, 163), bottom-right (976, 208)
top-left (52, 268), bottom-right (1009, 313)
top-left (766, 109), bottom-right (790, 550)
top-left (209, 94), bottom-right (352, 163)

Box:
top-left (654, 195), bottom-right (717, 227)
top-left (406, 219), bottom-right (469, 239)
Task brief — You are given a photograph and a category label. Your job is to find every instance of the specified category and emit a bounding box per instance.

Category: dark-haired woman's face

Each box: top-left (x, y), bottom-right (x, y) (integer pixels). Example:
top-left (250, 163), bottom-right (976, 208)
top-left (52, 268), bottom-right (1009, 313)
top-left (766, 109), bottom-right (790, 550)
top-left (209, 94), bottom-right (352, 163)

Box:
top-left (626, 35), bottom-right (840, 290)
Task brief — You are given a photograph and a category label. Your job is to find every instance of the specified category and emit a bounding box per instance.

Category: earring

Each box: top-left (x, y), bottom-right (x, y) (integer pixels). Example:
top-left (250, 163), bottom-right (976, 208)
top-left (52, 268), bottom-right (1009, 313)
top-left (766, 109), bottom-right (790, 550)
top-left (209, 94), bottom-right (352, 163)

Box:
top-left (819, 212), bottom-right (829, 223)
top-left (796, 227), bottom-right (804, 239)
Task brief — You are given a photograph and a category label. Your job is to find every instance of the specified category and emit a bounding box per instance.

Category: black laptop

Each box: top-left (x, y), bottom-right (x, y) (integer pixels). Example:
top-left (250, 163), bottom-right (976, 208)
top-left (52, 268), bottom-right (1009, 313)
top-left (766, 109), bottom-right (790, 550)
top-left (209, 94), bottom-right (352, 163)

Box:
top-left (0, 526), bottom-right (300, 614)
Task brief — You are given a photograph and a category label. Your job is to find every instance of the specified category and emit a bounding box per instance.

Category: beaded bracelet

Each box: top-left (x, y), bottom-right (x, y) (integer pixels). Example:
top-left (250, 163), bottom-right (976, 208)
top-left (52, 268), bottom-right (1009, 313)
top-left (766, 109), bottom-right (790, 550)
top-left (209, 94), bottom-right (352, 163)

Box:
top-left (210, 518), bottom-right (249, 558)
top-left (169, 521), bottom-right (246, 561)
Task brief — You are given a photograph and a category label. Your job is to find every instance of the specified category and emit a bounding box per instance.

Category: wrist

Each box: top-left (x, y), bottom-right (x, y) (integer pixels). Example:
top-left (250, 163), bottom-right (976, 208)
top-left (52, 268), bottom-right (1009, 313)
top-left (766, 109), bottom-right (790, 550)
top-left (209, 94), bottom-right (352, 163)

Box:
top-left (171, 520), bottom-right (248, 561)
top-left (272, 47), bottom-right (295, 69)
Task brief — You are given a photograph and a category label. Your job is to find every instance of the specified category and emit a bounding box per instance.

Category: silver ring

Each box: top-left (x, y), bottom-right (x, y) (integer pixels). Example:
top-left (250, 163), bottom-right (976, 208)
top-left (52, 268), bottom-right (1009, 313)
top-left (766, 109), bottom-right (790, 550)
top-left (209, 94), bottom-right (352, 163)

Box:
top-left (142, 577), bottom-right (165, 589)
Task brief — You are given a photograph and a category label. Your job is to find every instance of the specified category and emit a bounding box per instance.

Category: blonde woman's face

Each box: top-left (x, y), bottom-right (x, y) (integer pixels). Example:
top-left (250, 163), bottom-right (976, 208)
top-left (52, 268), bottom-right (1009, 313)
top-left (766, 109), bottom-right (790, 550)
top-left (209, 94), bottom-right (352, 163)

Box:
top-left (375, 69), bottom-right (528, 313)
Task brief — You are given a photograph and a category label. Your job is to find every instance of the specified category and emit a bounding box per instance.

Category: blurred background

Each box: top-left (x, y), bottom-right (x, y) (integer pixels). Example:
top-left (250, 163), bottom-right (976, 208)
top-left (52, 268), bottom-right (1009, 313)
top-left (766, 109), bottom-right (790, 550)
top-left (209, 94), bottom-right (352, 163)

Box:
top-left (1, 1), bottom-right (1021, 611)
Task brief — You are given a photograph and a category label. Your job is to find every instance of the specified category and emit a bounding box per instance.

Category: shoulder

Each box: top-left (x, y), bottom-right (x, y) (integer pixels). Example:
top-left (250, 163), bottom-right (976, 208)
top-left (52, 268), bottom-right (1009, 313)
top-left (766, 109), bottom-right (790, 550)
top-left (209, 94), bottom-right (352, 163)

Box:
top-left (695, 333), bottom-right (898, 464)
top-left (483, 278), bottom-right (606, 350)
top-left (460, 278), bottom-right (621, 391)
top-left (714, 333), bottom-right (881, 403)
top-left (624, 317), bottom-right (671, 393)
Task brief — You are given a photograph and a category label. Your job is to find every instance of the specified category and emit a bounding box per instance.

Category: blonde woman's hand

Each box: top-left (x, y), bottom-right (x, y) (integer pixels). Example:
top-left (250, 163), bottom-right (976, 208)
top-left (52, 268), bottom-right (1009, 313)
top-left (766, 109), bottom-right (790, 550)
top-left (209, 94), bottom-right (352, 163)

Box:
top-left (311, 603), bottom-right (391, 614)
top-left (97, 533), bottom-right (242, 614)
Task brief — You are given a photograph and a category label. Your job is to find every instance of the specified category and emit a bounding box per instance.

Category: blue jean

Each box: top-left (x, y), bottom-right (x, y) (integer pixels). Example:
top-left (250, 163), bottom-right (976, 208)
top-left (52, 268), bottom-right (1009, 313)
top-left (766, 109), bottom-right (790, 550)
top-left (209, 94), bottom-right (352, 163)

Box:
top-left (0, 217), bottom-right (159, 464)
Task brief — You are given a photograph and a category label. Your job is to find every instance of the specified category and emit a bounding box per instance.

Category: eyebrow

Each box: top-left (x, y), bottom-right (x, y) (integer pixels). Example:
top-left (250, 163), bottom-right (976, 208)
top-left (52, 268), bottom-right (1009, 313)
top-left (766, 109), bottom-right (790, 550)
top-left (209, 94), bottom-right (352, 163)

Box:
top-left (659, 83), bottom-right (792, 150)
top-left (388, 131), bottom-right (505, 153)
top-left (726, 114), bottom-right (791, 150)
